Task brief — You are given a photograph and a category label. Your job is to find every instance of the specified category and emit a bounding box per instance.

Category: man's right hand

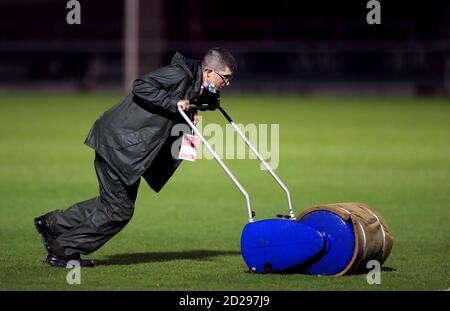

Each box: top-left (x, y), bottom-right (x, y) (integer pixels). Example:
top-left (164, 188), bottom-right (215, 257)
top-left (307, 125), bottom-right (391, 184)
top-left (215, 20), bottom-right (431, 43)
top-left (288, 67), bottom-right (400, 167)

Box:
top-left (177, 99), bottom-right (190, 111)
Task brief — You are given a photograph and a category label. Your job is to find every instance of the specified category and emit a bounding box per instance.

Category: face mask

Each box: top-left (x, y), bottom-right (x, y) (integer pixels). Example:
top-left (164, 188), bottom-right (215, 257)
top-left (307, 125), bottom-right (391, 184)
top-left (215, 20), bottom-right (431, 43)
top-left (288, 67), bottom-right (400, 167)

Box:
top-left (204, 80), bottom-right (217, 94)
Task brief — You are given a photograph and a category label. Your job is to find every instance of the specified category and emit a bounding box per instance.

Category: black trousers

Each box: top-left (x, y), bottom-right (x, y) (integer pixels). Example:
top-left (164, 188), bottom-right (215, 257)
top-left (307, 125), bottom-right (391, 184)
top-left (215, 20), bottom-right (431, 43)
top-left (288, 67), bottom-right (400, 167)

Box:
top-left (46, 153), bottom-right (141, 257)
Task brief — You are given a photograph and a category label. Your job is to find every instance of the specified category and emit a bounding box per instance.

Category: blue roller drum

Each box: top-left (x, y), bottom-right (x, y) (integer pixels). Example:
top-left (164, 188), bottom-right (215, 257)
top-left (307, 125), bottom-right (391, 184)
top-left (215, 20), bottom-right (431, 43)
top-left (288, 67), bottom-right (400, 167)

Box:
top-left (240, 219), bottom-right (326, 273)
top-left (297, 210), bottom-right (355, 275)
top-left (240, 211), bottom-right (356, 275)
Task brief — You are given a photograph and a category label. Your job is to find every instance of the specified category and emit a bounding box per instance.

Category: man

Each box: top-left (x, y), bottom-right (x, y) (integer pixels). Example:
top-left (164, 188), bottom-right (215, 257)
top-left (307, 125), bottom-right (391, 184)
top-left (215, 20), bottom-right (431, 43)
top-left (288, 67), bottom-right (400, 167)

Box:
top-left (34, 47), bottom-right (236, 267)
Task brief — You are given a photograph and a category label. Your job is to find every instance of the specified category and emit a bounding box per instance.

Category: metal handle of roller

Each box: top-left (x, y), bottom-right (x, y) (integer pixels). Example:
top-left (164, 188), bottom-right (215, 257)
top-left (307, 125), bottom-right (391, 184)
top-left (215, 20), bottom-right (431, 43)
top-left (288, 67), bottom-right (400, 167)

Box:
top-left (177, 106), bottom-right (255, 223)
top-left (187, 104), bottom-right (212, 111)
top-left (217, 106), bottom-right (296, 219)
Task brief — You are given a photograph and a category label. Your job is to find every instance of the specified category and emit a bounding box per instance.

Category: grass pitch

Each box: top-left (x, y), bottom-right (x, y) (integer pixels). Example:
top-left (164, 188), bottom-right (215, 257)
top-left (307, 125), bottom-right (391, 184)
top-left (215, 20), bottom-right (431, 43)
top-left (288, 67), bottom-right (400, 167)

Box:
top-left (0, 92), bottom-right (449, 290)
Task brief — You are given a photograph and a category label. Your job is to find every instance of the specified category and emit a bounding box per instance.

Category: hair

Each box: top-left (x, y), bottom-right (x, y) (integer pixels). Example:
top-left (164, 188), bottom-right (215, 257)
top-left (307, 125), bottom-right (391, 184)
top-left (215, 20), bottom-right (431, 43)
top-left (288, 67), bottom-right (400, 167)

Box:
top-left (201, 47), bottom-right (237, 75)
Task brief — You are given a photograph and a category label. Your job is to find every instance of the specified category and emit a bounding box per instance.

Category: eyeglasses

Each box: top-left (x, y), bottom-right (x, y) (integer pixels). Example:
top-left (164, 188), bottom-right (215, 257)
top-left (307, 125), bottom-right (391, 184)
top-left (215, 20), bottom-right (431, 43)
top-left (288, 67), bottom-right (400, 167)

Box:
top-left (213, 70), bottom-right (233, 84)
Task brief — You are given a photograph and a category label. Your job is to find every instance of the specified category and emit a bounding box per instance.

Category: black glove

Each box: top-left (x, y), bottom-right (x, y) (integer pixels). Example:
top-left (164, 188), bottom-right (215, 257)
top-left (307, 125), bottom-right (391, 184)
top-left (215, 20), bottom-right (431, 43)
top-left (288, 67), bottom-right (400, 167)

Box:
top-left (193, 90), bottom-right (220, 111)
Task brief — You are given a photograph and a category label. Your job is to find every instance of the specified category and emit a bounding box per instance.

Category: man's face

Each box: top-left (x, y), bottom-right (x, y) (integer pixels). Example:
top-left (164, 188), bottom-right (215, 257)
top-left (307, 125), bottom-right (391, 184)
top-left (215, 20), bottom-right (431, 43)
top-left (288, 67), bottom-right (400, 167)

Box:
top-left (203, 67), bottom-right (233, 91)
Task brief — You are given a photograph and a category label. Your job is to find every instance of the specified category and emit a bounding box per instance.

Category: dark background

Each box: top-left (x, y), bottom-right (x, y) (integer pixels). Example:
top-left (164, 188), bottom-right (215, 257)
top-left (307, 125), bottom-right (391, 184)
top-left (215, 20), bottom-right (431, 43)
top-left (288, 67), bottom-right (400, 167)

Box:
top-left (1, 0), bottom-right (449, 95)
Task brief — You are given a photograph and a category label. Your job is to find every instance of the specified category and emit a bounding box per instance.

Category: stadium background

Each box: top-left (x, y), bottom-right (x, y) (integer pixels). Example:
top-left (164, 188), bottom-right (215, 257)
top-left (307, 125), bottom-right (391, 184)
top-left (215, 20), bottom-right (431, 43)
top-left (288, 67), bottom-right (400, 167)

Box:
top-left (1, 0), bottom-right (449, 95)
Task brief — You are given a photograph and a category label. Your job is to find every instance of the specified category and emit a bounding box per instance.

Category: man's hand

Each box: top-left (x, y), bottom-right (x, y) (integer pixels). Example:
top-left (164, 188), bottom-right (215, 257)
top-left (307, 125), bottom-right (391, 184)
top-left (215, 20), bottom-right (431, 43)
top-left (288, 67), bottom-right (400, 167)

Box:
top-left (177, 99), bottom-right (190, 111)
top-left (177, 99), bottom-right (197, 125)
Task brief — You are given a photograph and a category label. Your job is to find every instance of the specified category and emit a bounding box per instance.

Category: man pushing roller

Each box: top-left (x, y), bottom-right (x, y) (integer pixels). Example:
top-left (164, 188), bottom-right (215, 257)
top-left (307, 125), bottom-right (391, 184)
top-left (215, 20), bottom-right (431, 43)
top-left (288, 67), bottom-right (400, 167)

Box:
top-left (34, 47), bottom-right (236, 267)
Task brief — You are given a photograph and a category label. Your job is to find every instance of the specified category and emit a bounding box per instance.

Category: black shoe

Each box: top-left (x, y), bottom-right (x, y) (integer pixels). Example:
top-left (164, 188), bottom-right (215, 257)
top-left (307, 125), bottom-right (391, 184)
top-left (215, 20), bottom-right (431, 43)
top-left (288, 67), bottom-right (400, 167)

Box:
top-left (35, 215), bottom-right (96, 268)
top-left (46, 252), bottom-right (96, 268)
top-left (34, 215), bottom-right (53, 252)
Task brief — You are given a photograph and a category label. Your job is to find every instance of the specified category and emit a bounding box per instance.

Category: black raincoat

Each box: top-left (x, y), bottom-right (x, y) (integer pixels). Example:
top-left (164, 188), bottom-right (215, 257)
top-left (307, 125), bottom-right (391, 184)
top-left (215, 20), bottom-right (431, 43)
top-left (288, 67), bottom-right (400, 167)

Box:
top-left (85, 52), bottom-right (203, 192)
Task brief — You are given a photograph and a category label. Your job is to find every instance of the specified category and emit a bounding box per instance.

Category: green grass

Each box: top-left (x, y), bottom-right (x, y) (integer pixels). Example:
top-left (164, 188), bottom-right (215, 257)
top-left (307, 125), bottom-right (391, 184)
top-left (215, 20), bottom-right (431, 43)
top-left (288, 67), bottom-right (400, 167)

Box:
top-left (0, 92), bottom-right (449, 290)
